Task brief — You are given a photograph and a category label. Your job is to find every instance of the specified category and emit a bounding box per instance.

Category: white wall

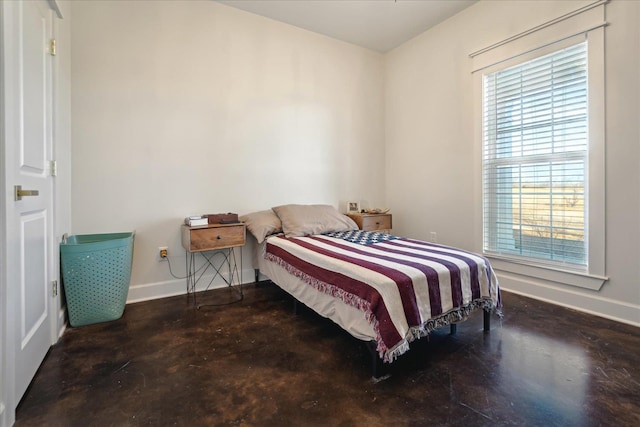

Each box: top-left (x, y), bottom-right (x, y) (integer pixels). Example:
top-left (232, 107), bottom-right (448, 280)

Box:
top-left (70, 1), bottom-right (385, 300)
top-left (71, 0), bottom-right (639, 325)
top-left (385, 0), bottom-right (640, 325)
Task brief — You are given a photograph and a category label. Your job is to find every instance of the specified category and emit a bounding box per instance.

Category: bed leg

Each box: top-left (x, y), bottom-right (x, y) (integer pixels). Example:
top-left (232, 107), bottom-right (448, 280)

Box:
top-left (365, 341), bottom-right (383, 378)
top-left (450, 323), bottom-right (457, 335)
top-left (254, 269), bottom-right (259, 285)
top-left (484, 309), bottom-right (491, 332)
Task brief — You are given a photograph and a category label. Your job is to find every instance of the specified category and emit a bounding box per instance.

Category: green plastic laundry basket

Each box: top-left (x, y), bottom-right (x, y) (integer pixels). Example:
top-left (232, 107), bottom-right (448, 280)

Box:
top-left (60, 232), bottom-right (134, 327)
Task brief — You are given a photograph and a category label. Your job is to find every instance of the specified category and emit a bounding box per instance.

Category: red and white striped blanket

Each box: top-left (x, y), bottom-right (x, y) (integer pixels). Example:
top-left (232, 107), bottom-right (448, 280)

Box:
top-left (264, 231), bottom-right (501, 363)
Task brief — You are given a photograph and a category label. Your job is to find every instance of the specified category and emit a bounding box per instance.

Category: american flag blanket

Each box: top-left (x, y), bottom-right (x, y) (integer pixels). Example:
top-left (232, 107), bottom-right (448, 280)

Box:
top-left (264, 231), bottom-right (501, 363)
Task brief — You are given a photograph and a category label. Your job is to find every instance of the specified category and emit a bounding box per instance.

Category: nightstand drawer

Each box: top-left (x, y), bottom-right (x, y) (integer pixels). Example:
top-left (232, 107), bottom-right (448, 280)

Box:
top-left (361, 214), bottom-right (392, 231)
top-left (182, 224), bottom-right (246, 252)
top-left (347, 213), bottom-right (392, 232)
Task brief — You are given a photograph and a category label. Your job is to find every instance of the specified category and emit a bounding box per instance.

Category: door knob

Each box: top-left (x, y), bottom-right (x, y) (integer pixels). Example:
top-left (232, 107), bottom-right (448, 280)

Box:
top-left (14, 185), bottom-right (39, 201)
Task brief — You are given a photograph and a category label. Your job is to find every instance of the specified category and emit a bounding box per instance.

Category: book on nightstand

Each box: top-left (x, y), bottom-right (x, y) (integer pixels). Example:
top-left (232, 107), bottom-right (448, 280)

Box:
top-left (184, 216), bottom-right (208, 227)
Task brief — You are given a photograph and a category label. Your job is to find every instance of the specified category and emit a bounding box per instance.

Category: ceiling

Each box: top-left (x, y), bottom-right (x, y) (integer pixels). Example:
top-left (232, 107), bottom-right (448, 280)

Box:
top-left (217, 0), bottom-right (477, 53)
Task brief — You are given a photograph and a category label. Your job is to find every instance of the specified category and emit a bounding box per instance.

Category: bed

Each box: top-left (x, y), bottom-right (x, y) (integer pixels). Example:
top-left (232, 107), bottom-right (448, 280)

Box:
top-left (242, 205), bottom-right (501, 376)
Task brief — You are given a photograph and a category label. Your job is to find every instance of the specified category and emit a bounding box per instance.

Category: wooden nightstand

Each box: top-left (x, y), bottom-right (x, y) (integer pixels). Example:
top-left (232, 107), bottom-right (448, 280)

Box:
top-left (182, 222), bottom-right (245, 252)
top-left (181, 222), bottom-right (246, 307)
top-left (347, 213), bottom-right (392, 234)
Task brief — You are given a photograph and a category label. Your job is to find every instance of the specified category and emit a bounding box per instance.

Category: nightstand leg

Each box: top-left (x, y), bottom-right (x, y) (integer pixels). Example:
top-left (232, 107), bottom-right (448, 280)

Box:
top-left (185, 252), bottom-right (198, 306)
top-left (228, 247), bottom-right (243, 300)
top-left (185, 252), bottom-right (188, 302)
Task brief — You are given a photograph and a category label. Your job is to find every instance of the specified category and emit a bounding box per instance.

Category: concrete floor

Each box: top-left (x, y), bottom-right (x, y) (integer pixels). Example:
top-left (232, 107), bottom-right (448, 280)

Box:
top-left (15, 283), bottom-right (640, 426)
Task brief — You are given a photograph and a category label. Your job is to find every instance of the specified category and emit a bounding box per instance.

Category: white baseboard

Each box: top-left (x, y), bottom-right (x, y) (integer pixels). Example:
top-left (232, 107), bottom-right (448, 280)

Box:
top-left (499, 271), bottom-right (640, 328)
top-left (57, 306), bottom-right (67, 338)
top-left (126, 267), bottom-right (256, 304)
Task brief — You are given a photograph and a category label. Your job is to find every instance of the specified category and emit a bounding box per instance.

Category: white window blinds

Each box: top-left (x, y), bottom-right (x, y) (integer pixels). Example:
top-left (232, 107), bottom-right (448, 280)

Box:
top-left (482, 42), bottom-right (588, 267)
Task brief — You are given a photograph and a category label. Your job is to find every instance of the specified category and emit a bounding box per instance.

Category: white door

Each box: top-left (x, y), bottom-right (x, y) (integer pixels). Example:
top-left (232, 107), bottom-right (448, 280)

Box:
top-left (2, 0), bottom-right (56, 410)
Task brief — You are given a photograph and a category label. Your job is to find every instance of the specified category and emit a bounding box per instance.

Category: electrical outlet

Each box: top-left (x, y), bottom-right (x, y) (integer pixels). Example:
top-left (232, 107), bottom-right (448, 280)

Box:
top-left (430, 232), bottom-right (437, 243)
top-left (158, 246), bottom-right (168, 260)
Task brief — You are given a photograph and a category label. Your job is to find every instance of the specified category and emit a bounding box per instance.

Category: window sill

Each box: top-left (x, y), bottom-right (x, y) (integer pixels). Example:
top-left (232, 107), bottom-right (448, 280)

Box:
top-left (486, 255), bottom-right (608, 291)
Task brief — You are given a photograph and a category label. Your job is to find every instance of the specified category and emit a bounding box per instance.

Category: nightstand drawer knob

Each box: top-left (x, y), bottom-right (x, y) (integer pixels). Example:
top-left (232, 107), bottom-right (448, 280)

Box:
top-left (217, 235), bottom-right (222, 240)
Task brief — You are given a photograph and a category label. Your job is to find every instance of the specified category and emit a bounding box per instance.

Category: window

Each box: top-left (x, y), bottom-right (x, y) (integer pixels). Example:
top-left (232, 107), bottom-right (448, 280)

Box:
top-left (471, 1), bottom-right (606, 289)
top-left (482, 42), bottom-right (588, 268)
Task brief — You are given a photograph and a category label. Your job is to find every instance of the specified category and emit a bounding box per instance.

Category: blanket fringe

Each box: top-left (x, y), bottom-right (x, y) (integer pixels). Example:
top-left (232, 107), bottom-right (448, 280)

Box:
top-left (384, 298), bottom-right (500, 363)
top-left (265, 252), bottom-right (500, 364)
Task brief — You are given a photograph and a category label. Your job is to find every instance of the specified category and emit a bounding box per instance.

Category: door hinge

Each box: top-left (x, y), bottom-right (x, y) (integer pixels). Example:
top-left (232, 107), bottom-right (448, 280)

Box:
top-left (50, 160), bottom-right (57, 176)
top-left (50, 39), bottom-right (56, 56)
top-left (52, 280), bottom-right (58, 297)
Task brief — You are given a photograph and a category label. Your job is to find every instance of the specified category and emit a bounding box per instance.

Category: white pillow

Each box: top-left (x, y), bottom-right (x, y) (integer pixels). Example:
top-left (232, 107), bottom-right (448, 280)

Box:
top-left (272, 204), bottom-right (358, 238)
